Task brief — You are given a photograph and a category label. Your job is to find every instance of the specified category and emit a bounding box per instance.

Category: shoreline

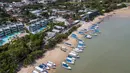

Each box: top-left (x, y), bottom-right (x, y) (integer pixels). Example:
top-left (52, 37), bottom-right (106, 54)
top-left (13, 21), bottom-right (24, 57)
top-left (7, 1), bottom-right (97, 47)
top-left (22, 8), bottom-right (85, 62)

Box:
top-left (17, 7), bottom-right (130, 73)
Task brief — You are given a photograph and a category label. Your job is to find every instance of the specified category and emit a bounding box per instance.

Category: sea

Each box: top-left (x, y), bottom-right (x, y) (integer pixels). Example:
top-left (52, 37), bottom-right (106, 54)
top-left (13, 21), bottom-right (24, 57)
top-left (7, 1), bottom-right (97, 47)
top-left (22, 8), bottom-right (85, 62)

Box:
top-left (55, 14), bottom-right (130, 73)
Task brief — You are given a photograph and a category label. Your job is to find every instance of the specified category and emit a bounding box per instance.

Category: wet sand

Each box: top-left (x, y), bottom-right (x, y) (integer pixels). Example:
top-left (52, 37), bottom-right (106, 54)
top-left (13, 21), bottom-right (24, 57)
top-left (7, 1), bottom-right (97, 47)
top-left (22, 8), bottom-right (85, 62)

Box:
top-left (18, 7), bottom-right (130, 73)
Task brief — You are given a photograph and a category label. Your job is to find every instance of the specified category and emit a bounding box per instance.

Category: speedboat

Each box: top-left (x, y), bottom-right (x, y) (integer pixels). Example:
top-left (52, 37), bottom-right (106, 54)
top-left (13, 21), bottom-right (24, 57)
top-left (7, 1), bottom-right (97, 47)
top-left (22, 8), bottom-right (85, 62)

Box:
top-left (62, 62), bottom-right (71, 70)
top-left (67, 55), bottom-right (76, 60)
top-left (32, 70), bottom-right (39, 73)
top-left (78, 42), bottom-right (86, 47)
top-left (78, 31), bottom-right (85, 35)
top-left (66, 57), bottom-right (75, 64)
top-left (69, 51), bottom-right (80, 58)
top-left (44, 64), bottom-right (50, 70)
top-left (73, 48), bottom-right (83, 53)
top-left (78, 42), bottom-right (86, 48)
top-left (41, 70), bottom-right (48, 73)
top-left (78, 41), bottom-right (84, 44)
top-left (35, 66), bottom-right (44, 72)
top-left (39, 64), bottom-right (50, 70)
top-left (46, 61), bottom-right (56, 69)
top-left (70, 51), bottom-right (78, 54)
top-left (77, 45), bottom-right (84, 50)
top-left (85, 35), bottom-right (92, 39)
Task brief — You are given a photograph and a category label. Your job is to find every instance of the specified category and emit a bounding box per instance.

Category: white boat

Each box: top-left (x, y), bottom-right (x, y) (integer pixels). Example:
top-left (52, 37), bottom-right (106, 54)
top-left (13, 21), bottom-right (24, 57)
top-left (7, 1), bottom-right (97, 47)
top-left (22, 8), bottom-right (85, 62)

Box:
top-left (95, 26), bottom-right (99, 29)
top-left (39, 64), bottom-right (50, 70)
top-left (66, 57), bottom-right (75, 64)
top-left (41, 70), bottom-right (48, 73)
top-left (45, 65), bottom-right (50, 70)
top-left (78, 41), bottom-right (84, 44)
top-left (46, 61), bottom-right (56, 69)
top-left (93, 33), bottom-right (98, 36)
top-left (67, 55), bottom-right (76, 61)
top-left (70, 51), bottom-right (78, 54)
top-left (69, 51), bottom-right (79, 58)
top-left (32, 70), bottom-right (39, 73)
top-left (77, 45), bottom-right (84, 50)
top-left (62, 62), bottom-right (71, 70)
top-left (73, 48), bottom-right (83, 53)
top-left (85, 35), bottom-right (92, 39)
top-left (35, 66), bottom-right (43, 72)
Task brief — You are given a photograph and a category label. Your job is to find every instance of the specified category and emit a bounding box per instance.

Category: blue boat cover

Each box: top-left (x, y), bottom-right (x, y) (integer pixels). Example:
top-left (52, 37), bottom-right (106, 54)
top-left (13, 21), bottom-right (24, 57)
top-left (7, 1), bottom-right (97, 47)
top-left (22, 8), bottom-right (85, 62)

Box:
top-left (71, 34), bottom-right (77, 39)
top-left (63, 63), bottom-right (68, 67)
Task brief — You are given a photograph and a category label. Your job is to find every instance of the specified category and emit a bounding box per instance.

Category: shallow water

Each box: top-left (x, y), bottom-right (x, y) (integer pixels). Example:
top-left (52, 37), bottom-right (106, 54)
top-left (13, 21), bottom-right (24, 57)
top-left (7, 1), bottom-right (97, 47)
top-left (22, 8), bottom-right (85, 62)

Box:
top-left (56, 15), bottom-right (130, 73)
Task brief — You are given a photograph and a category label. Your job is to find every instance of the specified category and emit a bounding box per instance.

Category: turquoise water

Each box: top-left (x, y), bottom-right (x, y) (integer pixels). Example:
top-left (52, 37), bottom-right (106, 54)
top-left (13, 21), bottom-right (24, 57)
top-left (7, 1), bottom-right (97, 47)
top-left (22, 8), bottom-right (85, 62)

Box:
top-left (0, 32), bottom-right (20, 46)
top-left (32, 26), bottom-right (47, 34)
top-left (39, 26), bottom-right (47, 32)
top-left (56, 15), bottom-right (130, 73)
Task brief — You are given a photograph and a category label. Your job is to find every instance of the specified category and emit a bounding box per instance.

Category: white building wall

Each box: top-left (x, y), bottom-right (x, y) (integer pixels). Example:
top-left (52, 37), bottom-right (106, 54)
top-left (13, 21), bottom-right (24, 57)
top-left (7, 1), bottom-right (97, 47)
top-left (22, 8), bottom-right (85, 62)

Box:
top-left (39, 0), bottom-right (57, 4)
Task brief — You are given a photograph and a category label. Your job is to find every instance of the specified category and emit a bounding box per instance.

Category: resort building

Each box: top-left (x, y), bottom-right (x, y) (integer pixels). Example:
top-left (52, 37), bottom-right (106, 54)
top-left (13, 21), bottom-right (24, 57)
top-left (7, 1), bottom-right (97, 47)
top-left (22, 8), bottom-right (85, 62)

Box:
top-left (30, 10), bottom-right (42, 16)
top-left (9, 25), bottom-right (18, 33)
top-left (80, 10), bottom-right (99, 21)
top-left (54, 17), bottom-right (70, 26)
top-left (22, 0), bottom-right (38, 4)
top-left (35, 22), bottom-right (41, 29)
top-left (49, 16), bottom-right (57, 22)
top-left (0, 23), bottom-right (24, 37)
top-left (28, 19), bottom-right (48, 34)
top-left (67, 0), bottom-right (85, 2)
top-left (0, 29), bottom-right (4, 37)
top-left (16, 23), bottom-right (24, 31)
top-left (39, 0), bottom-right (57, 4)
top-left (3, 26), bottom-right (11, 36)
top-left (87, 10), bottom-right (99, 19)
top-left (72, 20), bottom-right (80, 25)
top-left (40, 20), bottom-right (47, 27)
top-left (46, 32), bottom-right (56, 38)
top-left (54, 25), bottom-right (65, 30)
top-left (52, 29), bottom-right (61, 33)
top-left (29, 24), bottom-right (37, 32)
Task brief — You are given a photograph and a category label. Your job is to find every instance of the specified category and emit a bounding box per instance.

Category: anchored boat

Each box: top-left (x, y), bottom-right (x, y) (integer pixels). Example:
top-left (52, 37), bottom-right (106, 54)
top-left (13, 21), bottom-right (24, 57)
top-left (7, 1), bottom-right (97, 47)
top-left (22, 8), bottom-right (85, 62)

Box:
top-left (62, 62), bottom-right (71, 70)
top-left (66, 57), bottom-right (75, 64)
top-left (73, 48), bottom-right (83, 53)
top-left (69, 51), bottom-right (80, 58)
top-left (67, 55), bottom-right (76, 60)
top-left (46, 61), bottom-right (56, 69)
top-left (85, 35), bottom-right (92, 39)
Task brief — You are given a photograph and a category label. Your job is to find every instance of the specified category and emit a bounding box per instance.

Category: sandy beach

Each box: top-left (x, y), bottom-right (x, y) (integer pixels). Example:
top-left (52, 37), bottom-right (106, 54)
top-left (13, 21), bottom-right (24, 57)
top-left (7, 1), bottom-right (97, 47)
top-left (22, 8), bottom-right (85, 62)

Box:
top-left (18, 7), bottom-right (130, 73)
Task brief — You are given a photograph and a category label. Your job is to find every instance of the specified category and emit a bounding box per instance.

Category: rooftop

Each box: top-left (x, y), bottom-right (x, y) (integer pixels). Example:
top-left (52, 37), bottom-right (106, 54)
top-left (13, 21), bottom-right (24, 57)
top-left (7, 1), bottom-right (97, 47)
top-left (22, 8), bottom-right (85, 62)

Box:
top-left (47, 32), bottom-right (56, 38)
top-left (55, 25), bottom-right (64, 29)
top-left (52, 29), bottom-right (60, 33)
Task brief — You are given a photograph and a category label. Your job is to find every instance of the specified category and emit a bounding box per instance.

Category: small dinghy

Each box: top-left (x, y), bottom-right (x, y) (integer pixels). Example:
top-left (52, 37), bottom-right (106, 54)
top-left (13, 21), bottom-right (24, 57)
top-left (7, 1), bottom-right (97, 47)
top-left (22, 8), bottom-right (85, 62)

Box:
top-left (46, 61), bottom-right (56, 69)
top-left (85, 35), bottom-right (92, 39)
top-left (62, 62), bottom-right (71, 70)
top-left (66, 57), bottom-right (75, 64)
top-left (93, 33), bottom-right (98, 36)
